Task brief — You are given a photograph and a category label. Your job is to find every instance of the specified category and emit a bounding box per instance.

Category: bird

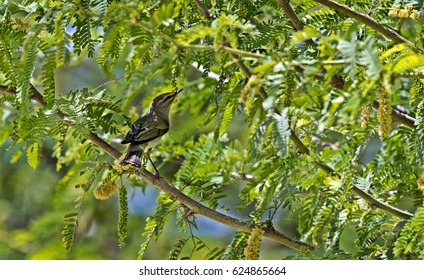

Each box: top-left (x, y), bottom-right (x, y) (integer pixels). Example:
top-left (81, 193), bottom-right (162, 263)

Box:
top-left (119, 89), bottom-right (182, 170)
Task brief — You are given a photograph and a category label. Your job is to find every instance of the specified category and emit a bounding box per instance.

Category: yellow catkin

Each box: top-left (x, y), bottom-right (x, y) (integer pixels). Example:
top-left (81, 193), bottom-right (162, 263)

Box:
top-left (417, 173), bottom-right (424, 194)
top-left (360, 106), bottom-right (371, 129)
top-left (392, 4), bottom-right (401, 10)
top-left (282, 70), bottom-right (295, 108)
top-left (410, 10), bottom-right (420, 20)
top-left (388, 9), bottom-right (398, 17)
top-left (240, 75), bottom-right (261, 103)
top-left (377, 85), bottom-right (392, 138)
top-left (244, 227), bottom-right (264, 260)
top-left (388, 3), bottom-right (419, 19)
top-left (93, 181), bottom-right (117, 200)
top-left (388, 4), bottom-right (400, 17)
top-left (399, 8), bottom-right (410, 18)
top-left (112, 162), bottom-right (131, 172)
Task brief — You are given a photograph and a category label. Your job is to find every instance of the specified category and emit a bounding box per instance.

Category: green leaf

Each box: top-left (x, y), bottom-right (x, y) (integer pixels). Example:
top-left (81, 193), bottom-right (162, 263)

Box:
top-left (337, 37), bottom-right (357, 79)
top-left (290, 27), bottom-right (320, 47)
top-left (72, 12), bottom-right (95, 57)
top-left (61, 212), bottom-right (78, 253)
top-left (218, 101), bottom-right (236, 138)
top-left (137, 193), bottom-right (176, 260)
top-left (97, 25), bottom-right (126, 70)
top-left (17, 32), bottom-right (39, 113)
top-left (222, 231), bottom-right (249, 260)
top-left (359, 37), bottom-right (382, 77)
top-left (394, 207), bottom-right (424, 257)
top-left (26, 142), bottom-right (40, 169)
top-left (392, 52), bottom-right (424, 73)
top-left (168, 238), bottom-right (187, 260)
top-left (272, 109), bottom-right (290, 157)
top-left (380, 43), bottom-right (409, 61)
top-left (151, 2), bottom-right (178, 27)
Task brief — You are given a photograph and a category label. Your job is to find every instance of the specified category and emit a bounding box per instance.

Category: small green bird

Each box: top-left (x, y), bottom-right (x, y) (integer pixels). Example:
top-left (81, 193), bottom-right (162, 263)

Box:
top-left (120, 89), bottom-right (182, 169)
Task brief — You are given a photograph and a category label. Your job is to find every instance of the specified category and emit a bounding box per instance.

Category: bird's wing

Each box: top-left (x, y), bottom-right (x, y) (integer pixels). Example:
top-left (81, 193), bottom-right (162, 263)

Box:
top-left (121, 115), bottom-right (169, 145)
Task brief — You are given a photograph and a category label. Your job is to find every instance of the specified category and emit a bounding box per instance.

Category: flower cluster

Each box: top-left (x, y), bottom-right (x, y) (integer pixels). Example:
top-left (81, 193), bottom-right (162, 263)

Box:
top-left (417, 172), bottom-right (424, 194)
top-left (388, 3), bottom-right (420, 20)
top-left (360, 106), bottom-right (371, 129)
top-left (244, 227), bottom-right (264, 260)
top-left (93, 180), bottom-right (117, 200)
top-left (377, 85), bottom-right (392, 138)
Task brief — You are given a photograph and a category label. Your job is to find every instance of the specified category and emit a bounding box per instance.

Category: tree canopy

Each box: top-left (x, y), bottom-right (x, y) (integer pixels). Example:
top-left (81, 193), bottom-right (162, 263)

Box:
top-left (1, 0), bottom-right (424, 260)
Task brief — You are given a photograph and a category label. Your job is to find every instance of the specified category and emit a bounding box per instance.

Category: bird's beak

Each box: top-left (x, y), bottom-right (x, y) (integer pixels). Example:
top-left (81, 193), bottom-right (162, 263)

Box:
top-left (174, 88), bottom-right (183, 96)
top-left (170, 88), bottom-right (183, 100)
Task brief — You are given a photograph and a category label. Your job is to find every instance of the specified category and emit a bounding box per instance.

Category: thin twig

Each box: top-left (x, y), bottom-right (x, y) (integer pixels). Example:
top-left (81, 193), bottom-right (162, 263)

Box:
top-left (194, 0), bottom-right (212, 20)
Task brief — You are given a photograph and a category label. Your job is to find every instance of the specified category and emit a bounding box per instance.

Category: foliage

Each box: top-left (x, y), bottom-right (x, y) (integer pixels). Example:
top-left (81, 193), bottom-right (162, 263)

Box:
top-left (1, 0), bottom-right (424, 260)
top-left (117, 184), bottom-right (128, 248)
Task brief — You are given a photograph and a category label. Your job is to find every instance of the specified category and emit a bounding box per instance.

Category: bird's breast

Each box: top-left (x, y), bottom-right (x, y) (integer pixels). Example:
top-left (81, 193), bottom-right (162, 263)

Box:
top-left (144, 136), bottom-right (162, 151)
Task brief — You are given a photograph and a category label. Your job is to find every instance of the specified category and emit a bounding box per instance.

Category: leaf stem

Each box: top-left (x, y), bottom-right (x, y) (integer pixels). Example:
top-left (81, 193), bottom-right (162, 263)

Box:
top-left (183, 44), bottom-right (265, 59)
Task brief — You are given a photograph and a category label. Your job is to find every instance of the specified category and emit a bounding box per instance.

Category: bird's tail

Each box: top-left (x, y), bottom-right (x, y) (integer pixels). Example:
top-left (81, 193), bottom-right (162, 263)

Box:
top-left (120, 146), bottom-right (143, 168)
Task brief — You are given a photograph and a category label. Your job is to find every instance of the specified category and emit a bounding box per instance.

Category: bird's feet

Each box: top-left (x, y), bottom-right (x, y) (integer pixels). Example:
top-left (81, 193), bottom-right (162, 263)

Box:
top-left (154, 170), bottom-right (162, 179)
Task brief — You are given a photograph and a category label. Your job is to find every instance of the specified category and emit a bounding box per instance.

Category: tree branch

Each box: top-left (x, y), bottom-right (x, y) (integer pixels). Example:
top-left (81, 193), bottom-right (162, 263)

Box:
top-left (0, 85), bottom-right (313, 251)
top-left (275, 0), bottom-right (304, 31)
top-left (313, 0), bottom-right (415, 46)
top-left (275, 0), bottom-right (344, 88)
top-left (194, 0), bottom-right (212, 20)
top-left (138, 169), bottom-right (310, 248)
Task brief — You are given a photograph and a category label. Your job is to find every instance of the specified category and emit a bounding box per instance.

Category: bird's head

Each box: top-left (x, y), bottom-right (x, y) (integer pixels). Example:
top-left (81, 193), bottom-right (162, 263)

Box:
top-left (149, 88), bottom-right (182, 117)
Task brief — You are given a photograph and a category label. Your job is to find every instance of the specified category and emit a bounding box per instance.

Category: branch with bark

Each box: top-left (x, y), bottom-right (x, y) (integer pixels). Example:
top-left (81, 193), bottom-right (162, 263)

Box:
top-left (313, 0), bottom-right (415, 46)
